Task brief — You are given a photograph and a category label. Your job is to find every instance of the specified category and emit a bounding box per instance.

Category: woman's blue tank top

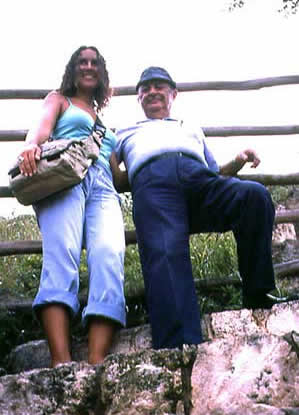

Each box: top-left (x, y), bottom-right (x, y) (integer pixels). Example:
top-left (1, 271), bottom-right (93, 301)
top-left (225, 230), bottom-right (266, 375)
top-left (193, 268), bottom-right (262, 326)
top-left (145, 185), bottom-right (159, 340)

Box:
top-left (51, 98), bottom-right (117, 173)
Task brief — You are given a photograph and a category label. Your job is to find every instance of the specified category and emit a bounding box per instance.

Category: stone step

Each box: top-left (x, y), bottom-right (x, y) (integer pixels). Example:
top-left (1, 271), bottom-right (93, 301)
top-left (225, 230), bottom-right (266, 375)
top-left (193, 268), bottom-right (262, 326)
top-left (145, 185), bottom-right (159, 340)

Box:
top-left (0, 300), bottom-right (298, 415)
top-left (4, 300), bottom-right (299, 374)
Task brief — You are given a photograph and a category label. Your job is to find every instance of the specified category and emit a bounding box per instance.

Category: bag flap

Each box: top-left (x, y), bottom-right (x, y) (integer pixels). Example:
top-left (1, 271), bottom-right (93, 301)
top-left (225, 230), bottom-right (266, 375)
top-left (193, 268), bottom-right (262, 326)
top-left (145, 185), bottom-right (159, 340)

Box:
top-left (8, 133), bottom-right (102, 177)
top-left (40, 138), bottom-right (83, 159)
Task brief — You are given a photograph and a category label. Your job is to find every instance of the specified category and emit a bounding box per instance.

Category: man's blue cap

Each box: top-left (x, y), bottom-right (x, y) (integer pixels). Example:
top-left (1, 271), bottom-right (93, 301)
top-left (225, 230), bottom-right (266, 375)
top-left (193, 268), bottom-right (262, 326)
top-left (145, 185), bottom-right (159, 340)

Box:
top-left (136, 66), bottom-right (176, 91)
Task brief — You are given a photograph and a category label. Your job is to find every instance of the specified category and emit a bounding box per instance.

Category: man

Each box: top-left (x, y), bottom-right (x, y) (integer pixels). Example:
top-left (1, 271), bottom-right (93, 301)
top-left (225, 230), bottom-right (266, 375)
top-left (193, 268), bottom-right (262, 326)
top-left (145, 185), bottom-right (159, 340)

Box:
top-left (115, 66), bottom-right (277, 350)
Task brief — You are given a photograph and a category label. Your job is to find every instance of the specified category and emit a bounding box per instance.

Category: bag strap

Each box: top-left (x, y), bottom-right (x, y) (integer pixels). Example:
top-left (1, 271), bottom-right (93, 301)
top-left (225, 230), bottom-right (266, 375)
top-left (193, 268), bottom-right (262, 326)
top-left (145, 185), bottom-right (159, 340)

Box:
top-left (93, 116), bottom-right (106, 133)
top-left (92, 117), bottom-right (107, 149)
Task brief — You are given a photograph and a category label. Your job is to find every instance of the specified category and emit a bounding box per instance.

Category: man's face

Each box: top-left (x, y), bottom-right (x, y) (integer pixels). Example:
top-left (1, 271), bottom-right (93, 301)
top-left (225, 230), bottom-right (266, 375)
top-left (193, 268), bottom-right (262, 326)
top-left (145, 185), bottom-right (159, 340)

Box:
top-left (138, 81), bottom-right (177, 119)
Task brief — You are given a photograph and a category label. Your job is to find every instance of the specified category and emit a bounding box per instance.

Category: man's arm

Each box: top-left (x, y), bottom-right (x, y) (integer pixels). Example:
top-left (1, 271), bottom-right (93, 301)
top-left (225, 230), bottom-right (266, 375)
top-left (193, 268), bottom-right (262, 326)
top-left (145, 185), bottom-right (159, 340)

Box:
top-left (219, 149), bottom-right (260, 176)
top-left (110, 152), bottom-right (131, 193)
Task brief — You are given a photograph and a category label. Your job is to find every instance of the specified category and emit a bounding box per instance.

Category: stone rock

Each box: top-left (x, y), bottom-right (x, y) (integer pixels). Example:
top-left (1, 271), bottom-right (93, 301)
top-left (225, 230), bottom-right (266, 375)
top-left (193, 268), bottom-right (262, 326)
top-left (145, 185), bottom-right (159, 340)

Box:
top-left (1, 302), bottom-right (298, 414)
top-left (266, 301), bottom-right (299, 337)
top-left (286, 191), bottom-right (299, 237)
top-left (272, 204), bottom-right (298, 263)
top-left (97, 348), bottom-right (190, 415)
top-left (5, 302), bottom-right (299, 375)
top-left (191, 335), bottom-right (299, 415)
top-left (272, 223), bottom-right (296, 244)
top-left (191, 301), bottom-right (299, 415)
top-left (273, 205), bottom-right (297, 243)
top-left (5, 318), bottom-right (211, 374)
top-left (5, 340), bottom-right (50, 373)
top-left (272, 238), bottom-right (299, 264)
top-left (5, 324), bottom-right (153, 374)
top-left (208, 300), bottom-right (299, 339)
top-left (0, 362), bottom-right (100, 415)
top-left (0, 349), bottom-right (195, 415)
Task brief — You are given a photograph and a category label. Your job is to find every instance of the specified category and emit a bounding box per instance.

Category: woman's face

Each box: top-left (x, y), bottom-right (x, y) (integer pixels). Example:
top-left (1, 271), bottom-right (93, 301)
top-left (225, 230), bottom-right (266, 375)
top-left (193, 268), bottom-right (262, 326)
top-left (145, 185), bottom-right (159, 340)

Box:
top-left (74, 48), bottom-right (101, 92)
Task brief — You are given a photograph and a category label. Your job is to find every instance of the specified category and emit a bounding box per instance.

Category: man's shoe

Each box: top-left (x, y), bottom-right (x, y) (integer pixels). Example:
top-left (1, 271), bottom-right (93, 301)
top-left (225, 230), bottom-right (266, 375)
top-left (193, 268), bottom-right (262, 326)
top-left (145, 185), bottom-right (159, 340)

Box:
top-left (243, 288), bottom-right (289, 310)
top-left (242, 294), bottom-right (274, 310)
top-left (266, 288), bottom-right (289, 303)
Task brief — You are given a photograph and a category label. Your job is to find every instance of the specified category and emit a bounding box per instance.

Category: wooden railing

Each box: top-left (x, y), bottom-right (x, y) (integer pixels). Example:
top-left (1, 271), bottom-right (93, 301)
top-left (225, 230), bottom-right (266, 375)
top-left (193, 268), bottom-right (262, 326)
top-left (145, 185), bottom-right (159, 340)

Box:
top-left (1, 75), bottom-right (299, 269)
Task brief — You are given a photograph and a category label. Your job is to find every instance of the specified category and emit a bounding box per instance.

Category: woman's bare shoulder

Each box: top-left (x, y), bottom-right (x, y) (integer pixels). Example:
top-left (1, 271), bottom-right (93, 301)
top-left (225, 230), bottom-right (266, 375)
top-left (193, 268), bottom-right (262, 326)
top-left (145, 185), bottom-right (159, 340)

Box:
top-left (42, 91), bottom-right (69, 113)
top-left (45, 90), bottom-right (65, 103)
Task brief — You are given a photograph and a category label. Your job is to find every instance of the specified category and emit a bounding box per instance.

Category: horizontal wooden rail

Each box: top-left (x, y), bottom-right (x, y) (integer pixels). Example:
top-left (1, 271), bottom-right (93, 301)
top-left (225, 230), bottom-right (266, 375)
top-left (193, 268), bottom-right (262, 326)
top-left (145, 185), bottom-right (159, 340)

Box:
top-left (0, 230), bottom-right (137, 256)
top-left (1, 125), bottom-right (299, 143)
top-left (176, 75), bottom-right (299, 92)
top-left (238, 173), bottom-right (299, 186)
top-left (0, 130), bottom-right (27, 142)
top-left (274, 259), bottom-right (299, 278)
top-left (0, 240), bottom-right (42, 255)
top-left (0, 90), bottom-right (50, 99)
top-left (1, 261), bottom-right (299, 313)
top-left (2, 173), bottom-right (299, 201)
top-left (0, 208), bottom-right (299, 257)
top-left (274, 209), bottom-right (299, 224)
top-left (0, 75), bottom-right (299, 100)
top-left (203, 125), bottom-right (299, 137)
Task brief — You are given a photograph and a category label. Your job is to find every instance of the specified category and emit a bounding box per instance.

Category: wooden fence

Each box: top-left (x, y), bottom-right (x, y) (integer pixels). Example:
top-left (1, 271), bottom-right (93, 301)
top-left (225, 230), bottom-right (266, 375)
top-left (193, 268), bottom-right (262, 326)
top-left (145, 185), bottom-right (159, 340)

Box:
top-left (1, 75), bottom-right (299, 278)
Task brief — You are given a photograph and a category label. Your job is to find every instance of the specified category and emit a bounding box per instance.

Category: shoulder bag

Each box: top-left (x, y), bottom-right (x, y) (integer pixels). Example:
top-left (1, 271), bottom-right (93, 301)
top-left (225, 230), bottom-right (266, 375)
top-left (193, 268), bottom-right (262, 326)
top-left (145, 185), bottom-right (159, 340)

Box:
top-left (8, 122), bottom-right (106, 206)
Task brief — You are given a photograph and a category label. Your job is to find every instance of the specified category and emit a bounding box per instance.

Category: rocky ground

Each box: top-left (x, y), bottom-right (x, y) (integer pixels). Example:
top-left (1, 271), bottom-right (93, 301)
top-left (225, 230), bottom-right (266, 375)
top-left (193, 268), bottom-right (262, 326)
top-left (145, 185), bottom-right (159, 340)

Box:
top-left (0, 300), bottom-right (298, 415)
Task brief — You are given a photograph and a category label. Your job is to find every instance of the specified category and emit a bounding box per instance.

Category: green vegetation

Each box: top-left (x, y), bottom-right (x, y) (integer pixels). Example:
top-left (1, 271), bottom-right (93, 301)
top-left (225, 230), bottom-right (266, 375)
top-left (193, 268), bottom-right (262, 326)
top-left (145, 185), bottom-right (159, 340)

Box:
top-left (0, 186), bottom-right (293, 368)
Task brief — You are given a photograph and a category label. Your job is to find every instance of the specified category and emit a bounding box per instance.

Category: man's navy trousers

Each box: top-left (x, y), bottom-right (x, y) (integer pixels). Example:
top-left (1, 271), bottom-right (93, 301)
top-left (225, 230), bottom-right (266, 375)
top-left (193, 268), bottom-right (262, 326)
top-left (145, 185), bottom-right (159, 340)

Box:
top-left (131, 153), bottom-right (276, 349)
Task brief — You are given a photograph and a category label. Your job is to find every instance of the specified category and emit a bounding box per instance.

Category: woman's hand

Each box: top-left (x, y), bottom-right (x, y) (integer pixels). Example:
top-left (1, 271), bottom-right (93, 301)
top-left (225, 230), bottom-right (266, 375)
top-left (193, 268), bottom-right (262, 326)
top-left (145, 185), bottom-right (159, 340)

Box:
top-left (18, 143), bottom-right (41, 176)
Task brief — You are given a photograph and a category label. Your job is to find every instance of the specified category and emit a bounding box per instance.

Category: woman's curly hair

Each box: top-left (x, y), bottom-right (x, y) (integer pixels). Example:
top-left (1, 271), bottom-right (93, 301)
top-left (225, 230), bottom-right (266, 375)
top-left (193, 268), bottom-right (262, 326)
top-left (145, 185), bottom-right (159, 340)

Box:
top-left (59, 46), bottom-right (112, 111)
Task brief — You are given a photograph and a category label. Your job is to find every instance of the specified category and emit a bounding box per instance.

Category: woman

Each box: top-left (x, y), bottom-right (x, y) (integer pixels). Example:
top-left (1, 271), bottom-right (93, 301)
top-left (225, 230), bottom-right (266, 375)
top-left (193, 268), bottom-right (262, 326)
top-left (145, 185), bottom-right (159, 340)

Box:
top-left (18, 46), bottom-right (126, 367)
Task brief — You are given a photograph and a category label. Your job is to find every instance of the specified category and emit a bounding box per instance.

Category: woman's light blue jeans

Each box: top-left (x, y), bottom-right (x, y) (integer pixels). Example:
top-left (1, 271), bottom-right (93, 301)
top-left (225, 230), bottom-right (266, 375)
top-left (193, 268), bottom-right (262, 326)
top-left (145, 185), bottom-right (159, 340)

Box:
top-left (32, 163), bottom-right (126, 327)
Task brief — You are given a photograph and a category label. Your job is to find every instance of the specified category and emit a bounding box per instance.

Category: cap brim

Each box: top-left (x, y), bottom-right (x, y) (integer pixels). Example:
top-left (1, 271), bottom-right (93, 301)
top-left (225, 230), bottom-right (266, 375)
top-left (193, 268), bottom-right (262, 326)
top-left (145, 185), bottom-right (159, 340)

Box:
top-left (136, 78), bottom-right (176, 91)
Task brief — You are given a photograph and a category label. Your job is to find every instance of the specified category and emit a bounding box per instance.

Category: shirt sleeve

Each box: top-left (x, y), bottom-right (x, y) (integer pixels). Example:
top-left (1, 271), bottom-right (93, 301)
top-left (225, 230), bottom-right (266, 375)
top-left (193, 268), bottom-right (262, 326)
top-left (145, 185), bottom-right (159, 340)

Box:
top-left (203, 139), bottom-right (219, 173)
top-left (114, 131), bottom-right (123, 164)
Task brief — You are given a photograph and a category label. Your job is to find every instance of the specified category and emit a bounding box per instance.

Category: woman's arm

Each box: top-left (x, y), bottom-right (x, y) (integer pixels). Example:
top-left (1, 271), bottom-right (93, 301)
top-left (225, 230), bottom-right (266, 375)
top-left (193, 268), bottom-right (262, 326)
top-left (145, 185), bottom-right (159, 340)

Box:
top-left (219, 148), bottom-right (261, 176)
top-left (110, 152), bottom-right (130, 193)
top-left (19, 91), bottom-right (64, 176)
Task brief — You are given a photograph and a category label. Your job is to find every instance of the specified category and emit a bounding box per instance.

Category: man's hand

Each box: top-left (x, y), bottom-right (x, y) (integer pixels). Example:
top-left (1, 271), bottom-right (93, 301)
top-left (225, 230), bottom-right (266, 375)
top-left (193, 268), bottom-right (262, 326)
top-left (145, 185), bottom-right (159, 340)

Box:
top-left (235, 149), bottom-right (260, 169)
top-left (220, 148), bottom-right (261, 176)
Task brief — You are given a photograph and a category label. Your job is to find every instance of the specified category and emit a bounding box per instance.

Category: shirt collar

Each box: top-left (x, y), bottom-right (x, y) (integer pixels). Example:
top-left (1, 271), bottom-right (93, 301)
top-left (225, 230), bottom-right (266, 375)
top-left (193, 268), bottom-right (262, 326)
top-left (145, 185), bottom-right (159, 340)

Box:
top-left (136, 117), bottom-right (178, 124)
